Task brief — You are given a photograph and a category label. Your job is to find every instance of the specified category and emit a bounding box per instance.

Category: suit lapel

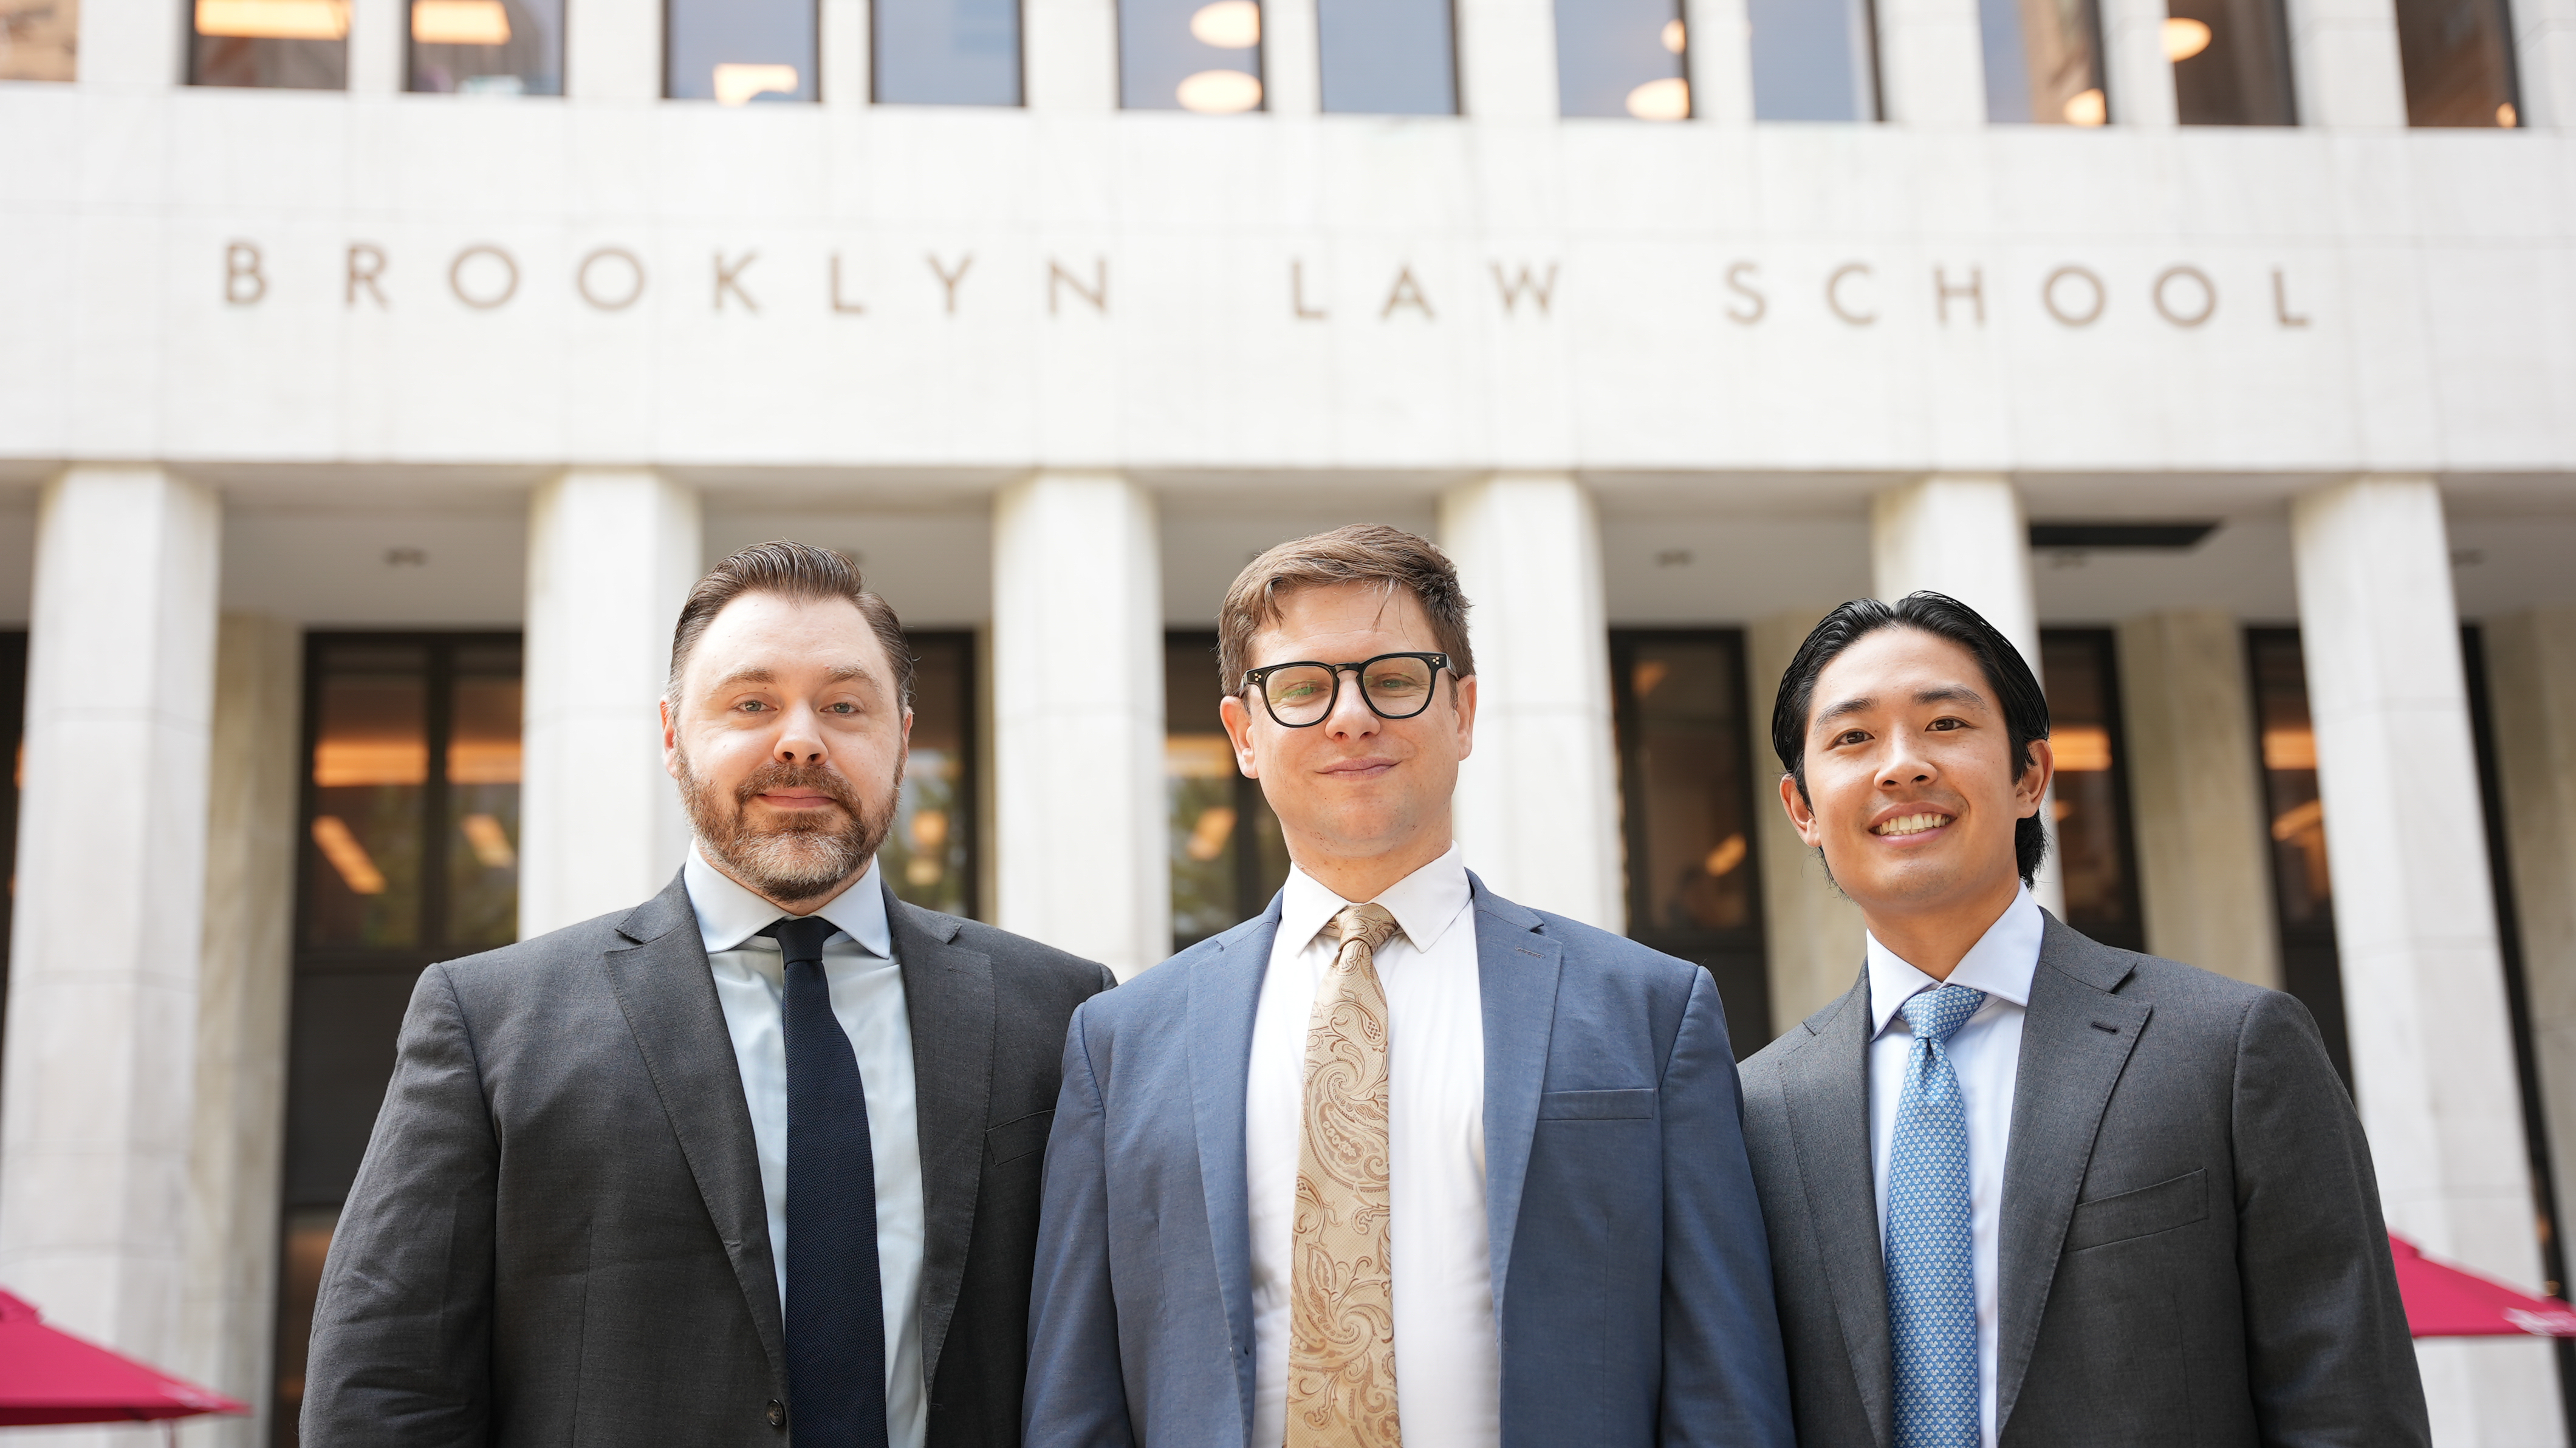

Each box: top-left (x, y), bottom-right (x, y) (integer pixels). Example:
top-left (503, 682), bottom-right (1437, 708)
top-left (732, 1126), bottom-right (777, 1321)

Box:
top-left (1992, 918), bottom-right (2150, 1435)
top-left (1781, 974), bottom-right (1895, 1448)
top-left (599, 872), bottom-right (786, 1388)
top-left (1188, 896), bottom-right (1280, 1444)
top-left (1470, 876), bottom-right (1562, 1334)
top-left (886, 884), bottom-right (994, 1400)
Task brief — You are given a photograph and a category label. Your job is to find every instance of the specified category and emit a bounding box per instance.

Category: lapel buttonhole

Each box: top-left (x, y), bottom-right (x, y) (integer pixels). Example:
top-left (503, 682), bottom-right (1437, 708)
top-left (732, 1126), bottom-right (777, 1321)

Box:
top-left (2091, 1020), bottom-right (2120, 1034)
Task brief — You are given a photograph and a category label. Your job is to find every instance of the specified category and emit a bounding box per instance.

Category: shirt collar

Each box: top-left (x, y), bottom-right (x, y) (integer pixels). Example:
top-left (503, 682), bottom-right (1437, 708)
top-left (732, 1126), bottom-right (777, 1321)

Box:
top-left (683, 844), bottom-right (893, 960)
top-left (1865, 886), bottom-right (2044, 1039)
top-left (1278, 843), bottom-right (1473, 960)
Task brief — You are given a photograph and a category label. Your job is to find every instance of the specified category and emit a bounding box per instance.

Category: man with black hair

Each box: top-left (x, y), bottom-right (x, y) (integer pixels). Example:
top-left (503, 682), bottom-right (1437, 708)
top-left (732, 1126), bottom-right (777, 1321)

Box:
top-left (1739, 591), bottom-right (2427, 1448)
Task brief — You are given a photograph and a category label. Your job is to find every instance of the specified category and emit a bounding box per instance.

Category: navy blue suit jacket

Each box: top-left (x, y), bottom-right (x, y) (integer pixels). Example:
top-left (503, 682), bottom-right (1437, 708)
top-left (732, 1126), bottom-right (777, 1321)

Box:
top-left (1023, 875), bottom-right (1793, 1448)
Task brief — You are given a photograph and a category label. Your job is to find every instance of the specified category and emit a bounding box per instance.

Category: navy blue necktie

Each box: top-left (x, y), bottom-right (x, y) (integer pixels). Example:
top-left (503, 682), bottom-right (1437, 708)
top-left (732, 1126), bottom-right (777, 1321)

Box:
top-left (763, 916), bottom-right (887, 1448)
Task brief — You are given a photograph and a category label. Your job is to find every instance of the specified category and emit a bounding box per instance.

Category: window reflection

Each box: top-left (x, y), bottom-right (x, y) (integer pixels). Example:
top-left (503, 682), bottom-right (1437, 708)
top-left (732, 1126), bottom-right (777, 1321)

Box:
top-left (1317, 0), bottom-right (1456, 114)
top-left (0, 0), bottom-right (77, 80)
top-left (668, 0), bottom-right (815, 102)
top-left (2167, 0), bottom-right (2294, 123)
top-left (304, 644), bottom-right (430, 949)
top-left (1167, 634), bottom-right (1290, 951)
top-left (1557, 0), bottom-right (1690, 118)
top-left (1749, 0), bottom-right (1879, 120)
top-left (2247, 627), bottom-right (2349, 1084)
top-left (2038, 630), bottom-right (2143, 951)
top-left (445, 646), bottom-right (522, 948)
top-left (2395, 0), bottom-right (2520, 125)
top-left (409, 0), bottom-right (562, 93)
top-left (1979, 0), bottom-right (2106, 123)
top-left (880, 634), bottom-right (981, 918)
top-left (875, 0), bottom-right (1021, 105)
top-left (1122, 0), bottom-right (1262, 111)
top-left (191, 0), bottom-right (348, 89)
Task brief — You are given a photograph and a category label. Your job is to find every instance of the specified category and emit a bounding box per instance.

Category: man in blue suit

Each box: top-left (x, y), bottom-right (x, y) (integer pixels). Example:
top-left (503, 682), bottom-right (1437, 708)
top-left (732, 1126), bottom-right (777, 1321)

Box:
top-left (1025, 525), bottom-right (1792, 1448)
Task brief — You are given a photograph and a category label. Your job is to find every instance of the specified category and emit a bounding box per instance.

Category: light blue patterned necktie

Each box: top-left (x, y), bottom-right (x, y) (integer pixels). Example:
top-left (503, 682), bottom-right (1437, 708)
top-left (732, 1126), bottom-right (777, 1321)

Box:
top-left (1886, 982), bottom-right (1989, 1448)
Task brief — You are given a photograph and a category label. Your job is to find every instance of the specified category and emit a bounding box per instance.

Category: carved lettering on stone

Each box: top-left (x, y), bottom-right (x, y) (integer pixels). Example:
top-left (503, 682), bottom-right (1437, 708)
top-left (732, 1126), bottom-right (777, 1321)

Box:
top-left (2153, 265), bottom-right (2215, 327)
top-left (1934, 266), bottom-right (1983, 327)
top-left (346, 244), bottom-right (389, 310)
top-left (1050, 258), bottom-right (1108, 315)
top-left (831, 254), bottom-right (866, 315)
top-left (1382, 266), bottom-right (1433, 320)
top-left (716, 251), bottom-right (761, 313)
top-left (929, 253), bottom-right (975, 315)
top-left (1725, 262), bottom-right (1765, 325)
top-left (577, 248), bottom-right (646, 311)
top-left (449, 245), bottom-right (518, 310)
top-left (1292, 259), bottom-right (1327, 320)
top-left (226, 242), bottom-right (266, 306)
top-left (2042, 266), bottom-right (2103, 327)
top-left (2272, 268), bottom-right (2309, 329)
top-left (1492, 262), bottom-right (1557, 316)
top-left (1826, 263), bottom-right (1874, 326)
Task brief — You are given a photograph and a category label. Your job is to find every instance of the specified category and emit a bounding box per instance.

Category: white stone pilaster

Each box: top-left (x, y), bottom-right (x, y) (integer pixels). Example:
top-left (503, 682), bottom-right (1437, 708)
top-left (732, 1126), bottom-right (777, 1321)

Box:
top-left (1751, 606), bottom-right (1871, 1031)
top-left (0, 466), bottom-right (222, 1405)
top-left (2290, 477), bottom-right (2563, 1447)
top-left (1869, 475), bottom-right (2064, 918)
top-left (567, 0), bottom-right (663, 99)
top-left (521, 470), bottom-right (702, 937)
top-left (1456, 0), bottom-right (1560, 119)
top-left (1264, 0), bottom-right (1322, 114)
top-left (1685, 0), bottom-right (1758, 121)
top-left (992, 473), bottom-right (1166, 975)
top-left (2101, 0), bottom-right (2180, 125)
top-left (1025, 0), bottom-right (1118, 111)
top-left (1437, 475), bottom-right (1622, 932)
top-left (349, 0), bottom-right (405, 94)
top-left (1876, 0), bottom-right (1989, 123)
top-left (73, 0), bottom-right (185, 85)
top-left (2284, 0), bottom-right (2409, 125)
top-left (822, 0), bottom-right (871, 104)
top-left (2115, 610), bottom-right (2280, 986)
top-left (2517, 0), bottom-right (2576, 128)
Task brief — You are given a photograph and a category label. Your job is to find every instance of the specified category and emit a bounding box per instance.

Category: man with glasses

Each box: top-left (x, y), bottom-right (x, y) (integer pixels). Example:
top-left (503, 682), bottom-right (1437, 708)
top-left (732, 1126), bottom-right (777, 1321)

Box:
top-left (1023, 525), bottom-right (1793, 1448)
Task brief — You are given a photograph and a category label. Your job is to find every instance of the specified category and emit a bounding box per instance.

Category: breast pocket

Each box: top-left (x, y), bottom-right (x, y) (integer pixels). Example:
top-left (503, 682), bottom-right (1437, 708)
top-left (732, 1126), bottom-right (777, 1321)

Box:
top-left (1537, 1087), bottom-right (1657, 1121)
top-left (986, 1108), bottom-right (1056, 1166)
top-left (2067, 1167), bottom-right (2208, 1251)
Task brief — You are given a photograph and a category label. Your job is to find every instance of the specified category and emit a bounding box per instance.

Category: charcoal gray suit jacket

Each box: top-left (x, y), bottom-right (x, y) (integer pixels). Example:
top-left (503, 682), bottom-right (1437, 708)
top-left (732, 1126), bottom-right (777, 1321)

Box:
top-left (1739, 914), bottom-right (2430, 1448)
top-left (301, 871), bottom-right (1115, 1448)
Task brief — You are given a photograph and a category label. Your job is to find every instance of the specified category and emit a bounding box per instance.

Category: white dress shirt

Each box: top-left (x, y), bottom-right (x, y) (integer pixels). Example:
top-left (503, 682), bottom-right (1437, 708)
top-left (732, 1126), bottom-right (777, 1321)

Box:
top-left (1865, 886), bottom-right (2044, 1448)
top-left (1247, 845), bottom-right (1498, 1448)
top-left (684, 847), bottom-right (927, 1448)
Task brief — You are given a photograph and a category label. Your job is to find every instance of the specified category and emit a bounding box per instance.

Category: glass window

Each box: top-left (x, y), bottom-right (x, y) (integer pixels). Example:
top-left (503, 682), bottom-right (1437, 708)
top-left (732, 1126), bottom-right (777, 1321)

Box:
top-left (1167, 633), bottom-right (1290, 951)
top-left (1556, 0), bottom-right (1691, 118)
top-left (883, 633), bottom-right (981, 917)
top-left (1749, 0), bottom-right (1879, 119)
top-left (0, 0), bottom-right (77, 80)
top-left (2395, 0), bottom-right (2520, 125)
top-left (191, 0), bottom-right (348, 89)
top-left (1979, 0), bottom-right (2107, 123)
top-left (2245, 627), bottom-right (2349, 1084)
top-left (1317, 0), bottom-right (1456, 114)
top-left (1609, 631), bottom-right (1770, 1059)
top-left (2039, 630), bottom-right (2143, 952)
top-left (668, 0), bottom-right (815, 102)
top-left (1122, 0), bottom-right (1262, 111)
top-left (2167, 0), bottom-right (2295, 123)
top-left (408, 0), bottom-right (563, 93)
top-left (875, 0), bottom-right (1021, 104)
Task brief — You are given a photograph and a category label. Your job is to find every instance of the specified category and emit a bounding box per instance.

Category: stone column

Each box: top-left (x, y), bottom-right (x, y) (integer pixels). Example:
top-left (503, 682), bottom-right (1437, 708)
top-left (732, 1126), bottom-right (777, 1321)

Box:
top-left (991, 473), bottom-right (1168, 976)
top-left (2290, 476), bottom-right (2564, 1447)
top-left (2283, 0), bottom-right (2408, 124)
top-left (1456, 0), bottom-right (1560, 118)
top-left (1750, 606), bottom-right (1871, 1031)
top-left (521, 470), bottom-right (703, 938)
top-left (2115, 610), bottom-right (2280, 986)
top-left (1437, 476), bottom-right (1623, 932)
top-left (1869, 476), bottom-right (2065, 918)
top-left (2518, 0), bottom-right (2576, 128)
top-left (348, 0), bottom-right (405, 94)
top-left (178, 616), bottom-right (302, 1448)
top-left (1875, 0), bottom-right (1988, 122)
top-left (1264, 0), bottom-right (1323, 114)
top-left (567, 0), bottom-right (663, 98)
top-left (2100, 0), bottom-right (2180, 124)
top-left (0, 466), bottom-right (222, 1404)
top-left (1025, 0), bottom-right (1118, 111)
top-left (821, 0), bottom-right (871, 105)
top-left (72, 0), bottom-right (185, 84)
top-left (1684, 0), bottom-right (1758, 121)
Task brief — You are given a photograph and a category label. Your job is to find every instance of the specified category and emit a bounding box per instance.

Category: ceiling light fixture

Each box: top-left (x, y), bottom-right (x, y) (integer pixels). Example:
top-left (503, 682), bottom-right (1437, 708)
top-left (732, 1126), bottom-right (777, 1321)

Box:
top-left (1188, 0), bottom-right (1260, 49)
top-left (2062, 87), bottom-right (2107, 125)
top-left (1660, 18), bottom-right (1686, 53)
top-left (413, 0), bottom-right (510, 44)
top-left (713, 61), bottom-right (799, 104)
top-left (1177, 68), bottom-right (1262, 112)
top-left (2162, 16), bottom-right (2211, 60)
top-left (1626, 76), bottom-right (1690, 120)
top-left (194, 0), bottom-right (348, 39)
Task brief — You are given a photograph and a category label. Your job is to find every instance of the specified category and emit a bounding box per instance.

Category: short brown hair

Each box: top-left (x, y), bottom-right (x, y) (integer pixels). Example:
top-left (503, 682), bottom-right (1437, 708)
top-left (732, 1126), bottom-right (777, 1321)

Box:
top-left (1216, 524), bottom-right (1475, 695)
top-left (668, 541), bottom-right (915, 706)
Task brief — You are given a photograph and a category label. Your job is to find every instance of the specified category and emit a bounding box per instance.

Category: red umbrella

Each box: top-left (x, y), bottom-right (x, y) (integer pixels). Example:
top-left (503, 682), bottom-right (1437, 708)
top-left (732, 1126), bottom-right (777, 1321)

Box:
top-left (0, 1289), bottom-right (248, 1425)
top-left (2389, 1234), bottom-right (2576, 1337)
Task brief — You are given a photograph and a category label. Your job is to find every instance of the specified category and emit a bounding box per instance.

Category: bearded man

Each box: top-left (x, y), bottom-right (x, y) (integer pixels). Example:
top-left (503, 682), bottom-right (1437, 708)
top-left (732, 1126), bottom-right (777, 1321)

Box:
top-left (302, 542), bottom-right (1114, 1448)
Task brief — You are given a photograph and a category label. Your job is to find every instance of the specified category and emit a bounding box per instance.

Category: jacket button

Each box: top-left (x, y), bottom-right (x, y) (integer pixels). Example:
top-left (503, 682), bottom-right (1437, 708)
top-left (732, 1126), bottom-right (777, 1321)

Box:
top-left (767, 1399), bottom-right (786, 1429)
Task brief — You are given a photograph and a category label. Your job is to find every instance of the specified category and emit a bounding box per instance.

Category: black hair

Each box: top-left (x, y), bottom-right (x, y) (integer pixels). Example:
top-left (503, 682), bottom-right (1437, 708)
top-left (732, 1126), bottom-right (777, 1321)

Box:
top-left (1769, 592), bottom-right (2052, 886)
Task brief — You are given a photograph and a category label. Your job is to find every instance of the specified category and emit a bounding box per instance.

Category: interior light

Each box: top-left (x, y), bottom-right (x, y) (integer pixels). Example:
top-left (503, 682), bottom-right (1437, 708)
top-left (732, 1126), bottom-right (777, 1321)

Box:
top-left (459, 813), bottom-right (516, 870)
top-left (1703, 833), bottom-right (1747, 878)
top-left (1165, 734), bottom-right (1237, 779)
top-left (1189, 0), bottom-right (1260, 49)
top-left (1660, 18), bottom-right (1687, 53)
top-left (2270, 797), bottom-right (2324, 842)
top-left (313, 738), bottom-right (430, 787)
top-left (195, 0), bottom-right (348, 39)
top-left (1177, 69), bottom-right (1262, 112)
top-left (2162, 16), bottom-right (2211, 60)
top-left (2052, 724), bottom-right (2113, 771)
top-left (2262, 726), bottom-right (2316, 770)
top-left (2063, 87), bottom-right (2108, 125)
top-left (311, 816), bottom-right (388, 896)
top-left (445, 738), bottom-right (522, 784)
top-left (1625, 76), bottom-right (1690, 120)
top-left (413, 0), bottom-right (510, 44)
top-left (713, 62), bottom-right (800, 105)
top-left (1632, 659), bottom-right (1671, 698)
top-left (1187, 807), bottom-right (1239, 862)
top-left (2498, 101), bottom-right (2518, 126)
top-left (906, 856), bottom-right (945, 887)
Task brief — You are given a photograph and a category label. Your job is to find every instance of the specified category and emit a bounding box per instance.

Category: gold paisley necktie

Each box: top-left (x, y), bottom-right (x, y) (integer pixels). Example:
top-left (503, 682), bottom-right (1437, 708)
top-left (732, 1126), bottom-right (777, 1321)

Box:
top-left (1287, 901), bottom-right (1406, 1448)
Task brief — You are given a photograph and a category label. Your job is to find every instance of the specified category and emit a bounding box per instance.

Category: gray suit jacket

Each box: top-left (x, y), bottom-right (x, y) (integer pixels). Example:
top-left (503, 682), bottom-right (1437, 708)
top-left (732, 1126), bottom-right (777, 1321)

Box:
top-left (301, 872), bottom-right (1116, 1448)
top-left (1739, 914), bottom-right (2430, 1448)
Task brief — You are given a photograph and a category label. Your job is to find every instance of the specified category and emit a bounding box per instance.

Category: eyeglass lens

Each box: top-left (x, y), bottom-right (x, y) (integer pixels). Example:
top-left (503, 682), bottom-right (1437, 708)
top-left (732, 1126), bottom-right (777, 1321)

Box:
top-left (1262, 656), bottom-right (1437, 726)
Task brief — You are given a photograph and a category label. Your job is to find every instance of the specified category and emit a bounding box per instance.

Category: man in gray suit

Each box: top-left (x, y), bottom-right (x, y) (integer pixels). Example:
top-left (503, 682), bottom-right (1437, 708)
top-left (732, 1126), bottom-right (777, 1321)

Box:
top-left (303, 541), bottom-right (1114, 1448)
top-left (1741, 591), bottom-right (2427, 1448)
top-left (1024, 525), bottom-right (1792, 1448)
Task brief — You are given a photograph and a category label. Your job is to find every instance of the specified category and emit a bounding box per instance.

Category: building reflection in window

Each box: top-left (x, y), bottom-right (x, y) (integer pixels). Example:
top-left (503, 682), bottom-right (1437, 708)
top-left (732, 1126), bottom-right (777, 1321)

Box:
top-left (2246, 627), bottom-right (2349, 1085)
top-left (881, 633), bottom-right (981, 917)
top-left (2165, 0), bottom-right (2295, 123)
top-left (0, 0), bottom-right (77, 80)
top-left (2394, 0), bottom-right (2521, 125)
top-left (876, 0), bottom-right (1021, 104)
top-left (1609, 631), bottom-right (1769, 1059)
top-left (668, 0), bottom-right (815, 102)
top-left (191, 0), bottom-right (348, 88)
top-left (2038, 630), bottom-right (2143, 952)
top-left (1317, 0), bottom-right (1456, 114)
top-left (1557, 0), bottom-right (1691, 118)
top-left (1749, 0), bottom-right (1879, 119)
top-left (1980, 0), bottom-right (2108, 123)
top-left (1122, 0), bottom-right (1263, 111)
top-left (408, 0), bottom-right (562, 93)
top-left (1166, 634), bottom-right (1290, 951)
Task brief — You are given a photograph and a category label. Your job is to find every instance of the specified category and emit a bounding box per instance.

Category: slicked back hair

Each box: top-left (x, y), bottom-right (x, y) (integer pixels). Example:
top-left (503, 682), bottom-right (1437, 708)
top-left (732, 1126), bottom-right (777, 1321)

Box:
top-left (1770, 591), bottom-right (2052, 884)
top-left (668, 540), bottom-right (915, 708)
top-left (1216, 524), bottom-right (1475, 697)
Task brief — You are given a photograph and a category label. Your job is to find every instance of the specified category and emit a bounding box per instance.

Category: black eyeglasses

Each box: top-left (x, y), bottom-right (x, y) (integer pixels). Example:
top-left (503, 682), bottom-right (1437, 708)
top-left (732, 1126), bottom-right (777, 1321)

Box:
top-left (1240, 652), bottom-right (1452, 728)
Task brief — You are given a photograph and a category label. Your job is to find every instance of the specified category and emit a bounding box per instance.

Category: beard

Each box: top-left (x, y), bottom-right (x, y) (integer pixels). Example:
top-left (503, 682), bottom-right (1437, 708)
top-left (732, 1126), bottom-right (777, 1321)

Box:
top-left (676, 750), bottom-right (902, 904)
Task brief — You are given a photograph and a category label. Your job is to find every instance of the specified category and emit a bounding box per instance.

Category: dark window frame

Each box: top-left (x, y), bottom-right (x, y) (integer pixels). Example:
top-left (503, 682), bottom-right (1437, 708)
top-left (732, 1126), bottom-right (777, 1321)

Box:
top-left (2039, 627), bottom-right (2147, 953)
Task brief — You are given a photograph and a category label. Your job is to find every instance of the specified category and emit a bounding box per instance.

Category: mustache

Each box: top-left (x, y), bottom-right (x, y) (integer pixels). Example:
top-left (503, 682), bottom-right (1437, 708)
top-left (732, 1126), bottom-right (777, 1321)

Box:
top-left (733, 760), bottom-right (864, 818)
